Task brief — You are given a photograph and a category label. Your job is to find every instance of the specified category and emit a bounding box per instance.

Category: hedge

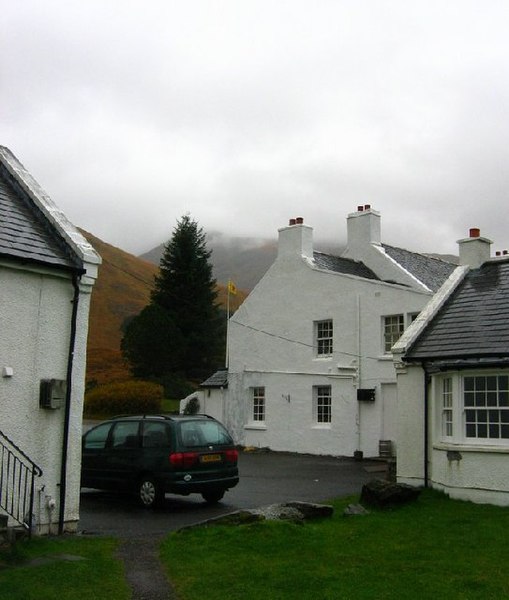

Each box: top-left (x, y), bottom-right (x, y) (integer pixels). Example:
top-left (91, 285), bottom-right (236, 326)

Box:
top-left (84, 380), bottom-right (164, 416)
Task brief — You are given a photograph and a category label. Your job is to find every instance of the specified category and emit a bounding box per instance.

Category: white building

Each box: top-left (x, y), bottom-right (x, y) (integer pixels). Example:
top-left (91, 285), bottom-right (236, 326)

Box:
top-left (222, 207), bottom-right (456, 458)
top-left (0, 147), bottom-right (100, 534)
top-left (394, 229), bottom-right (509, 506)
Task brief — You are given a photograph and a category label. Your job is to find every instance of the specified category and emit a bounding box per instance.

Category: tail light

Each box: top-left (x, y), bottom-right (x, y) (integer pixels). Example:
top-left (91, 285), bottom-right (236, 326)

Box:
top-left (169, 452), bottom-right (199, 468)
top-left (224, 449), bottom-right (239, 464)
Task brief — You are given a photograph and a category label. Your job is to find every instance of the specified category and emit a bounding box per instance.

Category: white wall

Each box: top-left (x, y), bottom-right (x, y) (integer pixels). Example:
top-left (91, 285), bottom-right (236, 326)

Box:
top-left (226, 248), bottom-right (432, 457)
top-left (0, 262), bottom-right (93, 533)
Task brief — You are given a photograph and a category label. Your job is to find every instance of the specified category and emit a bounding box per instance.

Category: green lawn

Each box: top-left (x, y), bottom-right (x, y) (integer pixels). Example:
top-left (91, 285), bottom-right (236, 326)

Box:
top-left (160, 490), bottom-right (509, 600)
top-left (0, 536), bottom-right (129, 600)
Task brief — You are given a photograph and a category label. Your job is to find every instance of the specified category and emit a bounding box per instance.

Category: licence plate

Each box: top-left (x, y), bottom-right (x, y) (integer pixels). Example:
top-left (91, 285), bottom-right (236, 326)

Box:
top-left (200, 454), bottom-right (221, 463)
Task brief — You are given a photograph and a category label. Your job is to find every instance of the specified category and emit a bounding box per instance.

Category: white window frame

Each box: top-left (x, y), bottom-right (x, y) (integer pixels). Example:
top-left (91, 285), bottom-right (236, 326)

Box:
top-left (382, 314), bottom-right (405, 354)
top-left (314, 385), bottom-right (332, 424)
top-left (251, 386), bottom-right (266, 423)
top-left (435, 371), bottom-right (509, 446)
top-left (315, 319), bottom-right (333, 357)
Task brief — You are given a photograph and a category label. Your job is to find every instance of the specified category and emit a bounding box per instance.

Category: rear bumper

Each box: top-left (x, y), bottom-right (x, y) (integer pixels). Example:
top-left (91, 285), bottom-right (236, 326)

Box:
top-left (163, 474), bottom-right (239, 495)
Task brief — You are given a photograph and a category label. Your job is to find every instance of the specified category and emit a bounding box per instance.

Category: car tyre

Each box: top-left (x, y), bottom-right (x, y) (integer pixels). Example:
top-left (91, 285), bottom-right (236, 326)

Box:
top-left (202, 490), bottom-right (225, 504)
top-left (138, 476), bottom-right (164, 508)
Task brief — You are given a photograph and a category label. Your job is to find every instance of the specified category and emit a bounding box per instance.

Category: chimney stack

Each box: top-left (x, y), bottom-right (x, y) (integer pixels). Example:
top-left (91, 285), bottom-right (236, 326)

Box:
top-left (278, 216), bottom-right (313, 260)
top-left (346, 205), bottom-right (381, 253)
top-left (457, 228), bottom-right (492, 268)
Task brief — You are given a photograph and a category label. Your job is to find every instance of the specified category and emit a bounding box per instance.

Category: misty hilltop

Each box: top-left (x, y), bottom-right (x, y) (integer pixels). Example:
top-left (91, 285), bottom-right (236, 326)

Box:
top-left (140, 231), bottom-right (344, 290)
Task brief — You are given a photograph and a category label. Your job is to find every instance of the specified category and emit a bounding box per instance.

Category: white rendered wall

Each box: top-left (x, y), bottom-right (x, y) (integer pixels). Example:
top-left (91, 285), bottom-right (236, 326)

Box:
top-left (226, 249), bottom-right (432, 457)
top-left (0, 262), bottom-right (93, 533)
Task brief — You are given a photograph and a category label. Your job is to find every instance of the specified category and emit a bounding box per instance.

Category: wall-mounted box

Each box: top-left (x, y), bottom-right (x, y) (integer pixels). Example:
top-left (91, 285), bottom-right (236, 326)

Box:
top-left (357, 388), bottom-right (376, 402)
top-left (40, 379), bottom-right (66, 409)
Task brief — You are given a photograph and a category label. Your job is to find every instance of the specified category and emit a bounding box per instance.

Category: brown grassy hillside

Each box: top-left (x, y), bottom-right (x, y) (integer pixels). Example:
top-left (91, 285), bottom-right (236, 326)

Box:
top-left (81, 230), bottom-right (246, 386)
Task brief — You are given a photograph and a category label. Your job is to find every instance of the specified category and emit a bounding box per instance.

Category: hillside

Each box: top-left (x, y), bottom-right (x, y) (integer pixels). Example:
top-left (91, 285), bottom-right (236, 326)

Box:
top-left (81, 230), bottom-right (246, 386)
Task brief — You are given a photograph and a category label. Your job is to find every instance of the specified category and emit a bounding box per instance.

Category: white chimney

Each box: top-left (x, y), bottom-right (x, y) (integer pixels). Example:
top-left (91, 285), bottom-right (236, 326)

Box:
top-left (346, 205), bottom-right (381, 253)
top-left (457, 228), bottom-right (492, 268)
top-left (278, 217), bottom-right (313, 260)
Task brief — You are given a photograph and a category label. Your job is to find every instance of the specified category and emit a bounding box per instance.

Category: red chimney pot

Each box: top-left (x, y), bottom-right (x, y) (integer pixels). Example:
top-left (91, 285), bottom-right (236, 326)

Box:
top-left (496, 251), bottom-right (501, 256)
top-left (504, 250), bottom-right (508, 256)
top-left (357, 205), bottom-right (364, 212)
top-left (469, 228), bottom-right (481, 238)
top-left (295, 217), bottom-right (304, 224)
top-left (364, 204), bottom-right (371, 210)
top-left (289, 218), bottom-right (296, 226)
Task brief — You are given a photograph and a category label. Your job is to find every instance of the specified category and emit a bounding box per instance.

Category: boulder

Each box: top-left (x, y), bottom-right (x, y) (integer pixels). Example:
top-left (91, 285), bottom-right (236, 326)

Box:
top-left (360, 479), bottom-right (421, 508)
top-left (343, 503), bottom-right (370, 517)
top-left (282, 501), bottom-right (334, 520)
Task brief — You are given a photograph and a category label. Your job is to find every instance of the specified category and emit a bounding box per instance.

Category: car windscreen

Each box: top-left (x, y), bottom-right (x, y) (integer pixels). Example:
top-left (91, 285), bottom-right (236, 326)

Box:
top-left (178, 420), bottom-right (233, 448)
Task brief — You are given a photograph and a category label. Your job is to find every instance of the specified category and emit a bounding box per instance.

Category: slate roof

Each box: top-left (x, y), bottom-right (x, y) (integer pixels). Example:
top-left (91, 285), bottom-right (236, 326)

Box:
top-left (382, 244), bottom-right (457, 292)
top-left (0, 161), bottom-right (82, 271)
top-left (406, 259), bottom-right (509, 361)
top-left (200, 369), bottom-right (228, 388)
top-left (313, 252), bottom-right (379, 280)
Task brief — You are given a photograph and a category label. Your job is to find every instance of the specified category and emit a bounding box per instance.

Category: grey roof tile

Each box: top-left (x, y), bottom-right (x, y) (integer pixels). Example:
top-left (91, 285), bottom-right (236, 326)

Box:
top-left (407, 259), bottom-right (509, 360)
top-left (382, 244), bottom-right (456, 292)
top-left (200, 369), bottom-right (228, 388)
top-left (0, 166), bottom-right (80, 270)
top-left (313, 252), bottom-right (379, 280)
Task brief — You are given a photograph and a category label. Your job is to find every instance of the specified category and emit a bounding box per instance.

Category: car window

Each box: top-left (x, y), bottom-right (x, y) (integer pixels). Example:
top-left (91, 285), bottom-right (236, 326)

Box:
top-left (84, 423), bottom-right (112, 450)
top-left (142, 422), bottom-right (170, 448)
top-left (111, 421), bottom-right (139, 449)
top-left (179, 420), bottom-right (233, 448)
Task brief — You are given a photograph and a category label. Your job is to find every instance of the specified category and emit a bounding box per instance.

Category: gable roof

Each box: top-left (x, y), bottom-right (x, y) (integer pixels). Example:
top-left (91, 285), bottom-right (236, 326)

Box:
top-left (405, 258), bottom-right (509, 361)
top-left (313, 251), bottom-right (379, 280)
top-left (0, 147), bottom-right (100, 273)
top-left (382, 244), bottom-right (457, 292)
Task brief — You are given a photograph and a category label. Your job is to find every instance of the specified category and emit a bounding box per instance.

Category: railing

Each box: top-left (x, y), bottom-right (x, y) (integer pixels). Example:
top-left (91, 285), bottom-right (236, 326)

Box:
top-left (0, 429), bottom-right (43, 538)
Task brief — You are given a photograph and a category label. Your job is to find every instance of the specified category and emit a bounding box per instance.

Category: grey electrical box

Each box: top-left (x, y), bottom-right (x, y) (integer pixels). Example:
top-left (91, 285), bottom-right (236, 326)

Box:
top-left (40, 379), bottom-right (66, 409)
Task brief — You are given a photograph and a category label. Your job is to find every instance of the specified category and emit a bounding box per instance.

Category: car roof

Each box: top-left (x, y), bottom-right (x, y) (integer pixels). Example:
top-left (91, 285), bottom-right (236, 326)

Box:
top-left (109, 414), bottom-right (218, 423)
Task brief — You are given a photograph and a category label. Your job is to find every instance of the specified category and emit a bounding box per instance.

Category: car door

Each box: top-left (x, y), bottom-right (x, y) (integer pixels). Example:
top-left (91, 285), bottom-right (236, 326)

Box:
top-left (81, 421), bottom-right (114, 489)
top-left (106, 420), bottom-right (141, 489)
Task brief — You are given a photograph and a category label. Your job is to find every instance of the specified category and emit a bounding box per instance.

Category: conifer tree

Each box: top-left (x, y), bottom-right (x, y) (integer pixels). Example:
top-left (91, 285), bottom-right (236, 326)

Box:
top-left (123, 215), bottom-right (223, 384)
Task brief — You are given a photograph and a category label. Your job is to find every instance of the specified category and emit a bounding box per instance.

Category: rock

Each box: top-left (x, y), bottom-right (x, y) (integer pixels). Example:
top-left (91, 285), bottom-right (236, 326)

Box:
top-left (282, 501), bottom-right (334, 520)
top-left (343, 503), bottom-right (370, 516)
top-left (253, 505), bottom-right (305, 524)
top-left (360, 479), bottom-right (421, 508)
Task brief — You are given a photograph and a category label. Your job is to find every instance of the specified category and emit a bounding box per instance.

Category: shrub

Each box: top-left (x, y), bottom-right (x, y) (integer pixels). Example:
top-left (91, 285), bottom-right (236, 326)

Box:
top-left (84, 380), bottom-right (164, 416)
top-left (158, 374), bottom-right (196, 399)
top-left (183, 396), bottom-right (200, 415)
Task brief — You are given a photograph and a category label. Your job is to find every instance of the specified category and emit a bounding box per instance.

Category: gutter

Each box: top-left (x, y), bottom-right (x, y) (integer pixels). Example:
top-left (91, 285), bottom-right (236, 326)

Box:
top-left (423, 365), bottom-right (430, 488)
top-left (58, 271), bottom-right (81, 534)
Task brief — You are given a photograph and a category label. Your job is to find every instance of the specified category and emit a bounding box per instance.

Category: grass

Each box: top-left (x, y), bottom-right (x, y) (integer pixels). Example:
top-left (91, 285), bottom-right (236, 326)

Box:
top-left (0, 536), bottom-right (129, 600)
top-left (160, 490), bottom-right (509, 600)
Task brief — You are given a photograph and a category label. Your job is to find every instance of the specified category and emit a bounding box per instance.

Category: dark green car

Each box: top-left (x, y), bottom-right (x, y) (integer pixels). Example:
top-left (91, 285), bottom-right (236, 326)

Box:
top-left (81, 414), bottom-right (239, 507)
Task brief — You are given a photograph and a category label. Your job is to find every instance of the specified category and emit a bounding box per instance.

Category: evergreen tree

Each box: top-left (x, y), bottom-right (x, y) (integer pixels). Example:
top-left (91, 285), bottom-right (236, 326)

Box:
top-left (121, 303), bottom-right (183, 379)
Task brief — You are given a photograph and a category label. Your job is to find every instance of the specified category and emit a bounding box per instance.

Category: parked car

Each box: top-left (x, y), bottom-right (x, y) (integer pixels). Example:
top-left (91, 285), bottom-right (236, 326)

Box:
top-left (81, 414), bottom-right (239, 507)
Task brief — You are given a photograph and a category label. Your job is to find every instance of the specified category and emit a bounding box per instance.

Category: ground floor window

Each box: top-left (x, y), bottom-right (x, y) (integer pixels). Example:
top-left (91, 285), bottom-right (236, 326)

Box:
top-left (252, 387), bottom-right (265, 422)
top-left (435, 372), bottom-right (509, 444)
top-left (314, 385), bottom-right (332, 424)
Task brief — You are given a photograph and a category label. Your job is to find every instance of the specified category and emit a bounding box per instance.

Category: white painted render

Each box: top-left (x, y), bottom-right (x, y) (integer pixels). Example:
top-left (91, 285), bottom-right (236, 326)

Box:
top-left (0, 262), bottom-right (95, 533)
top-left (225, 213), bottom-right (436, 458)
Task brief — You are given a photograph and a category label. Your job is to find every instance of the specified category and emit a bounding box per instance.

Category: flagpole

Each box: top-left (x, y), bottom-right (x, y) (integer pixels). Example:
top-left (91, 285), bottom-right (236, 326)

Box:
top-left (226, 280), bottom-right (231, 368)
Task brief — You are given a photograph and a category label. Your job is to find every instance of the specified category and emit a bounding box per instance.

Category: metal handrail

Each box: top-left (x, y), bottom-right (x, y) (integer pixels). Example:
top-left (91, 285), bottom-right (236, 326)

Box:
top-left (0, 429), bottom-right (43, 537)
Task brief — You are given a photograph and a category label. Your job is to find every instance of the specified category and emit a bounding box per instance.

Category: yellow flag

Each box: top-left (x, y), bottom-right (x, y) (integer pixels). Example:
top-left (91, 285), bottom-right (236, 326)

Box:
top-left (228, 280), bottom-right (237, 295)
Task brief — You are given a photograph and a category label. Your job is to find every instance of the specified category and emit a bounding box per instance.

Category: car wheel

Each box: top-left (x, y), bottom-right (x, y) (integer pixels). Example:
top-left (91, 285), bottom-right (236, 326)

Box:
top-left (202, 490), bottom-right (225, 504)
top-left (138, 476), bottom-right (163, 508)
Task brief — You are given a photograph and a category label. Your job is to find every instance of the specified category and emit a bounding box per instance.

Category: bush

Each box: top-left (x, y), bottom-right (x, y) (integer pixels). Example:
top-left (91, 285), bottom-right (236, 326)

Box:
top-left (183, 396), bottom-right (200, 415)
top-left (158, 374), bottom-right (196, 399)
top-left (84, 380), bottom-right (164, 417)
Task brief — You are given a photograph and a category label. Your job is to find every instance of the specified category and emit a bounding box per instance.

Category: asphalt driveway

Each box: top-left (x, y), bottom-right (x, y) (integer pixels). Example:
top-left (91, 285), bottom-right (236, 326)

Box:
top-left (79, 450), bottom-right (384, 537)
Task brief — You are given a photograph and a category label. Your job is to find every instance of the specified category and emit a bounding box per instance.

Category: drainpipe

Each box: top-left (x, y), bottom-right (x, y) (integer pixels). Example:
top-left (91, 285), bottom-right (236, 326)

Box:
top-left (423, 365), bottom-right (430, 488)
top-left (58, 272), bottom-right (81, 534)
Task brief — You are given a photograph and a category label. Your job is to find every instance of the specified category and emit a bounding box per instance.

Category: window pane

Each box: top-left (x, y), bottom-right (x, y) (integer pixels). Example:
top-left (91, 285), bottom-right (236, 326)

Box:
top-left (111, 422), bottom-right (139, 448)
top-left (475, 377), bottom-right (486, 391)
top-left (477, 424), bottom-right (488, 438)
top-left (499, 376), bottom-right (509, 390)
top-left (84, 423), bottom-right (111, 450)
top-left (464, 392), bottom-right (474, 407)
top-left (464, 377), bottom-right (475, 391)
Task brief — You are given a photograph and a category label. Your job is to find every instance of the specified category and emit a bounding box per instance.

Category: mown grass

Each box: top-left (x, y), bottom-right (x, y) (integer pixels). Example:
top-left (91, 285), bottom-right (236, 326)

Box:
top-left (160, 490), bottom-right (509, 600)
top-left (0, 536), bottom-right (129, 600)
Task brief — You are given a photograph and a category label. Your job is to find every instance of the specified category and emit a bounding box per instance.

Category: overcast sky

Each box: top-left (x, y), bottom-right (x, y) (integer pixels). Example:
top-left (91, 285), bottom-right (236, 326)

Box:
top-left (3, 1), bottom-right (509, 256)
